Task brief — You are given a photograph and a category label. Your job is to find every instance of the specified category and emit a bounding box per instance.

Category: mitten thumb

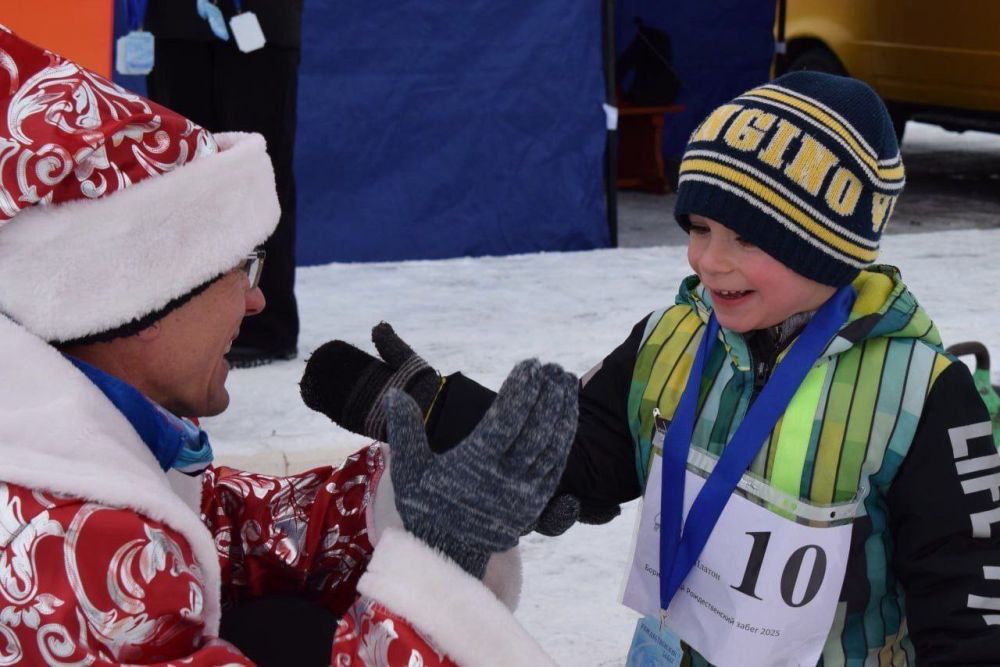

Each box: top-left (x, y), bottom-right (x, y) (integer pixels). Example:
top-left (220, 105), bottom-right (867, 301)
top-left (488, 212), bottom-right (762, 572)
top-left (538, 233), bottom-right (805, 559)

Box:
top-left (372, 322), bottom-right (419, 369)
top-left (384, 389), bottom-right (434, 495)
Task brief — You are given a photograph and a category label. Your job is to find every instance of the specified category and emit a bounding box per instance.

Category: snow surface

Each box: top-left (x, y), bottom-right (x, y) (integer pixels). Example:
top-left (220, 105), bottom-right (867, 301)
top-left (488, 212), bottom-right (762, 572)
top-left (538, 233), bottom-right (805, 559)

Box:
top-left (205, 125), bottom-right (1000, 665)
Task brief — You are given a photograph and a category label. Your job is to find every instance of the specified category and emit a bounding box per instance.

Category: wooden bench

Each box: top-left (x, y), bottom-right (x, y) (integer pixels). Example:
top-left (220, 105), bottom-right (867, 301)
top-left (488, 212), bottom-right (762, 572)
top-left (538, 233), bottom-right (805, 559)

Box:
top-left (616, 103), bottom-right (685, 194)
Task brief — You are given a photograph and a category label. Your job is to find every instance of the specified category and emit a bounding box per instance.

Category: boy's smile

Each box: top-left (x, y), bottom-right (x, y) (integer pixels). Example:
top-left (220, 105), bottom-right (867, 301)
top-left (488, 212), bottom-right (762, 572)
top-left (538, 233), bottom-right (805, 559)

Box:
top-left (686, 215), bottom-right (836, 333)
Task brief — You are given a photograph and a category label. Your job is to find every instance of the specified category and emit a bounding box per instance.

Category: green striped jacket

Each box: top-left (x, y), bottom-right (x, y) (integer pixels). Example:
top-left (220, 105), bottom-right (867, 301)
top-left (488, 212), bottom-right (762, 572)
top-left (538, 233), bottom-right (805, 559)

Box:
top-left (627, 266), bottom-right (982, 666)
top-left (426, 264), bottom-right (1000, 664)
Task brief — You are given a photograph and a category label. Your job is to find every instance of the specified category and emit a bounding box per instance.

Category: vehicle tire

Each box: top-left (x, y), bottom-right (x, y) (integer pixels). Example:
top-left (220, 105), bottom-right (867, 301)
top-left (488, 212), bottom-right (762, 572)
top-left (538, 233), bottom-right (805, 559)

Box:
top-left (885, 102), bottom-right (909, 144)
top-left (786, 45), bottom-right (907, 143)
top-left (786, 45), bottom-right (847, 76)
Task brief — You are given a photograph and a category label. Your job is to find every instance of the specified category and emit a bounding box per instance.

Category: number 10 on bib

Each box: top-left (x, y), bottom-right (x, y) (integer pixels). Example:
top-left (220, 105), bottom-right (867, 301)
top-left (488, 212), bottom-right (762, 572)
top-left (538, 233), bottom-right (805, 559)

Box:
top-left (622, 453), bottom-right (857, 667)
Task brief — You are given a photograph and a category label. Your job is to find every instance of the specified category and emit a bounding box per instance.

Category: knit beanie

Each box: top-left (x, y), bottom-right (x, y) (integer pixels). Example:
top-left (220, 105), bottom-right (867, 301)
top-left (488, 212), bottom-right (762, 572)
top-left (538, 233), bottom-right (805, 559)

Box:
top-left (674, 71), bottom-right (905, 286)
top-left (0, 25), bottom-right (280, 343)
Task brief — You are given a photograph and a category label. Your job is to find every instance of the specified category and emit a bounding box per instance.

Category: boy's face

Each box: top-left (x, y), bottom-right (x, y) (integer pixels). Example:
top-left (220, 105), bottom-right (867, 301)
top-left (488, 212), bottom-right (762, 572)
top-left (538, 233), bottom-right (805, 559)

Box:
top-left (686, 215), bottom-right (836, 333)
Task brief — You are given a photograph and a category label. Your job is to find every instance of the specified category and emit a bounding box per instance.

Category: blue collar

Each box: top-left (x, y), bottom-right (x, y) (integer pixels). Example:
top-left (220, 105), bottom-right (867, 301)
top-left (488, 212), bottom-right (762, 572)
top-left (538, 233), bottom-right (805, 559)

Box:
top-left (66, 356), bottom-right (214, 474)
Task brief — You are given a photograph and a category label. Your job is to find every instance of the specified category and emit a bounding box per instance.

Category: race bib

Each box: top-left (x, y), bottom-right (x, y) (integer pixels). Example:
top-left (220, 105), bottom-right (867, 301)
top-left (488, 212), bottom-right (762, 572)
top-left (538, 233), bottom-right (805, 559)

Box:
top-left (622, 447), bottom-right (857, 667)
top-left (230, 12), bottom-right (266, 53)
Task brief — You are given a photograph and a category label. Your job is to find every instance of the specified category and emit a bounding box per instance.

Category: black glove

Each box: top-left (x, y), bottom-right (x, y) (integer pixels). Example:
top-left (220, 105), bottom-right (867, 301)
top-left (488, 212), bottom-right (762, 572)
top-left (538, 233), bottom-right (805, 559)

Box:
top-left (529, 494), bottom-right (622, 537)
top-left (300, 323), bottom-right (441, 441)
top-left (386, 360), bottom-right (578, 578)
top-left (300, 323), bottom-right (620, 536)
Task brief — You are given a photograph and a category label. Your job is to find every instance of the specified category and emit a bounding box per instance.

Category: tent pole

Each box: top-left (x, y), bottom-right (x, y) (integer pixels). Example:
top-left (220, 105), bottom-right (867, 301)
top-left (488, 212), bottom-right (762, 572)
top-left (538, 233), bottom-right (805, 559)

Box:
top-left (602, 0), bottom-right (619, 247)
top-left (774, 0), bottom-right (788, 75)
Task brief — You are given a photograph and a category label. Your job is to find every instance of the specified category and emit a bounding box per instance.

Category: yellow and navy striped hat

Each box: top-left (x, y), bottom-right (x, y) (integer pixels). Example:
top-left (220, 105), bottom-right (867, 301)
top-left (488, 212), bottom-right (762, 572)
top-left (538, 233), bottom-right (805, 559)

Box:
top-left (675, 71), bottom-right (905, 286)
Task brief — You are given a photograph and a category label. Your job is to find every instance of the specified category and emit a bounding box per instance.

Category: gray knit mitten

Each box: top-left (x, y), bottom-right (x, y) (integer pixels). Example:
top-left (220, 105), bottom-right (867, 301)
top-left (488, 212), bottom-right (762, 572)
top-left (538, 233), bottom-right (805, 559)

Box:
top-left (385, 359), bottom-right (578, 578)
top-left (299, 323), bottom-right (440, 441)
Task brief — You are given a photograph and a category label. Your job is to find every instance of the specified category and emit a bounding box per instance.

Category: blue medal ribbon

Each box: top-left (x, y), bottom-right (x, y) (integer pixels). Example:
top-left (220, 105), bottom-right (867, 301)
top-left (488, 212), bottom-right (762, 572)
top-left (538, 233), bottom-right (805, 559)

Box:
top-left (196, 0), bottom-right (232, 41)
top-left (658, 285), bottom-right (856, 612)
top-left (124, 0), bottom-right (149, 32)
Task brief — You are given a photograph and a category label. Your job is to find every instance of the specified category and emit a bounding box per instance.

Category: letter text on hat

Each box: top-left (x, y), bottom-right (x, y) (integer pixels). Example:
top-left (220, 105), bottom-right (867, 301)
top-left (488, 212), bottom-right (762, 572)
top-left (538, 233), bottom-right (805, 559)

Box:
top-left (825, 167), bottom-right (862, 216)
top-left (871, 194), bottom-right (896, 233)
top-left (757, 119), bottom-right (802, 169)
top-left (723, 109), bottom-right (777, 152)
top-left (692, 104), bottom-right (743, 143)
top-left (784, 134), bottom-right (839, 197)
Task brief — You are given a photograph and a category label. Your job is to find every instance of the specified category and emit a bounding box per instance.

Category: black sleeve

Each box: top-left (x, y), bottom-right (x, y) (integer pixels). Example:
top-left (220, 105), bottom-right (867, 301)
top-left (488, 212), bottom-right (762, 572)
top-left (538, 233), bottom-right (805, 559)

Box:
top-left (426, 317), bottom-right (651, 504)
top-left (561, 318), bottom-right (646, 504)
top-left (888, 360), bottom-right (1000, 663)
top-left (424, 372), bottom-right (498, 453)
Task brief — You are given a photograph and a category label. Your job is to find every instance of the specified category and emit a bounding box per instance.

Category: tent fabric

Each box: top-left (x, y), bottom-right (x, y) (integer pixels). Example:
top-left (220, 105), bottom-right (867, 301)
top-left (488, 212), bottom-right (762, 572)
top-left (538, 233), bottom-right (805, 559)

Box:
top-left (111, 1), bottom-right (146, 94)
top-left (616, 0), bottom-right (777, 163)
top-left (111, 1), bottom-right (608, 265)
top-left (294, 3), bottom-right (609, 265)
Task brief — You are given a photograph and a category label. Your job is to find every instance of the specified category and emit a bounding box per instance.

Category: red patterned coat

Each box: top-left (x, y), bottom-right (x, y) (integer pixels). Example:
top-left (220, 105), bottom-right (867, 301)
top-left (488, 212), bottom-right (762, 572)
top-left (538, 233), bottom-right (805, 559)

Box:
top-left (0, 316), bottom-right (554, 665)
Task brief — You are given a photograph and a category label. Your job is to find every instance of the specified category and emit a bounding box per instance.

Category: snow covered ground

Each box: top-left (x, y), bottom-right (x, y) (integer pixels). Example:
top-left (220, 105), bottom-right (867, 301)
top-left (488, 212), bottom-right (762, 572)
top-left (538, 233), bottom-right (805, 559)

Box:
top-left (205, 126), bottom-right (1000, 665)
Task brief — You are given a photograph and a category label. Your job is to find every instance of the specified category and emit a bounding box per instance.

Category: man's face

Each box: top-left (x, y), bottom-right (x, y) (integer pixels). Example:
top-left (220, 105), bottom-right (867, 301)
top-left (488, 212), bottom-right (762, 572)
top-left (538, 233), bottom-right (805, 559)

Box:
top-left (686, 215), bottom-right (835, 333)
top-left (145, 268), bottom-right (265, 417)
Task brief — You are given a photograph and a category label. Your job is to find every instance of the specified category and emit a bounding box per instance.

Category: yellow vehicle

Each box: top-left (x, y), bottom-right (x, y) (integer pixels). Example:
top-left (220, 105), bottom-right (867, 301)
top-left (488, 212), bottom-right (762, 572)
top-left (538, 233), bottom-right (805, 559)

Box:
top-left (778, 0), bottom-right (1000, 139)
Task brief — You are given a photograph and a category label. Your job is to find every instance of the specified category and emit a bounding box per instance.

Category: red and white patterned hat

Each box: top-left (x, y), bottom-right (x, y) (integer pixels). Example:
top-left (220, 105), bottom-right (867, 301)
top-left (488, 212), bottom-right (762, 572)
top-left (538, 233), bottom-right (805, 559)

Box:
top-left (0, 25), bottom-right (279, 343)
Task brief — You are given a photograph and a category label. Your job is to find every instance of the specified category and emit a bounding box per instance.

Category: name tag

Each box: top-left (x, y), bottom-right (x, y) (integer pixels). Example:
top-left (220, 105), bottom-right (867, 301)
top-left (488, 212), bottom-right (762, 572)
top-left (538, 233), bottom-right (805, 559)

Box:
top-left (622, 448), bottom-right (857, 667)
top-left (626, 616), bottom-right (684, 667)
top-left (115, 31), bottom-right (154, 75)
top-left (230, 12), bottom-right (267, 53)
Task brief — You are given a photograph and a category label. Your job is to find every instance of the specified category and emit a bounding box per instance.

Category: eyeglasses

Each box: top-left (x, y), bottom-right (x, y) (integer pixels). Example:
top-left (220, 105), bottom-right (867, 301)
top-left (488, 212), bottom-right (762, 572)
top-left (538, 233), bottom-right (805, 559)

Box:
top-left (241, 249), bottom-right (266, 289)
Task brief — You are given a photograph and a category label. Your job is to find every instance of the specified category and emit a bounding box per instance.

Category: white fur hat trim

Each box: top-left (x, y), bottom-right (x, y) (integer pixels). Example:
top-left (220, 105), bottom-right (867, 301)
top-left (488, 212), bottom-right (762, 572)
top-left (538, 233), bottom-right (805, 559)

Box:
top-left (0, 132), bottom-right (279, 342)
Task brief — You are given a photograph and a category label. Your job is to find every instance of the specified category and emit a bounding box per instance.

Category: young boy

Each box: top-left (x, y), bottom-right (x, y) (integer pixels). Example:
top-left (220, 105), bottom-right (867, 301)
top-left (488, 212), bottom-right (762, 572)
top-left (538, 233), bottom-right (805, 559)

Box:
top-left (305, 71), bottom-right (1000, 664)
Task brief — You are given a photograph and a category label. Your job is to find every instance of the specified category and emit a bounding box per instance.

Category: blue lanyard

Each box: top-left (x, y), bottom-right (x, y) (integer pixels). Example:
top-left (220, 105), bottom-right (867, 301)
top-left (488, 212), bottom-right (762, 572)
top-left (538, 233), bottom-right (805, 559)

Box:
top-left (124, 0), bottom-right (149, 32)
top-left (232, 0), bottom-right (242, 13)
top-left (658, 285), bottom-right (856, 612)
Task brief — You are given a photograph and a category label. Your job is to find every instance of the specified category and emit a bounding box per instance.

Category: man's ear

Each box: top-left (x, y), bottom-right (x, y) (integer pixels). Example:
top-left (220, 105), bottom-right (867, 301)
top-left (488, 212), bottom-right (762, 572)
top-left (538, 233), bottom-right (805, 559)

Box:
top-left (135, 320), bottom-right (161, 342)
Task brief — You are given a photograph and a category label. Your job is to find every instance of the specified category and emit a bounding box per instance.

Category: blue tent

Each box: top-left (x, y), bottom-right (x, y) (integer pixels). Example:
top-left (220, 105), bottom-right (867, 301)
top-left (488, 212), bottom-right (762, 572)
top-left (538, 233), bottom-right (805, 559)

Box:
top-left (294, 3), bottom-right (608, 265)
top-left (615, 0), bottom-right (777, 164)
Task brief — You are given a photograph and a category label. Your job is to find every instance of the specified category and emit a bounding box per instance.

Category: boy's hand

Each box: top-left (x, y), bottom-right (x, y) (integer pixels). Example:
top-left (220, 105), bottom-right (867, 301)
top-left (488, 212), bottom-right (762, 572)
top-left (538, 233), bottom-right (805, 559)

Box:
top-left (385, 359), bottom-right (578, 578)
top-left (299, 323), bottom-right (441, 441)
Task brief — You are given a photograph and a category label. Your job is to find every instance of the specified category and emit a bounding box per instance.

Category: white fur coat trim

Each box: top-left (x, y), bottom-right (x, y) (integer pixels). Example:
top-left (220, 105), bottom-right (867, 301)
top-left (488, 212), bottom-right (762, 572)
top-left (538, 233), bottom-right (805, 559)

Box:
top-left (358, 527), bottom-right (556, 667)
top-left (0, 132), bottom-right (279, 343)
top-left (367, 442), bottom-right (523, 610)
top-left (0, 317), bottom-right (223, 633)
